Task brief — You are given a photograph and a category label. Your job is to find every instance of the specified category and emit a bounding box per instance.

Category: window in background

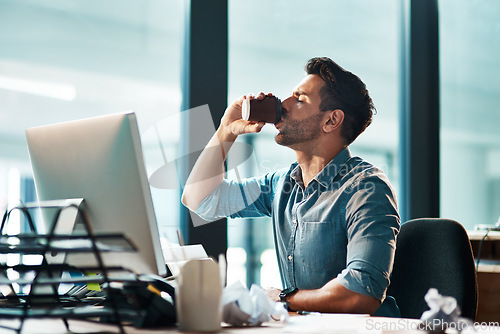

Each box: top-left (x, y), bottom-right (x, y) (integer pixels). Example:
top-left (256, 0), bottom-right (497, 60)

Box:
top-left (0, 0), bottom-right (182, 240)
top-left (227, 0), bottom-right (400, 288)
top-left (439, 0), bottom-right (500, 230)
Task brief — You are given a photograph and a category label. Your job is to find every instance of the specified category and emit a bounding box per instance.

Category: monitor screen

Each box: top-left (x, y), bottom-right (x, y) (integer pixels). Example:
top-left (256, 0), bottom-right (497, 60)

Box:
top-left (25, 112), bottom-right (167, 276)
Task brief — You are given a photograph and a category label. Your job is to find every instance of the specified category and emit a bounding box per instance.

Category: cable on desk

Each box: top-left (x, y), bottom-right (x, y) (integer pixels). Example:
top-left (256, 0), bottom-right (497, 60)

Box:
top-left (476, 229), bottom-right (490, 272)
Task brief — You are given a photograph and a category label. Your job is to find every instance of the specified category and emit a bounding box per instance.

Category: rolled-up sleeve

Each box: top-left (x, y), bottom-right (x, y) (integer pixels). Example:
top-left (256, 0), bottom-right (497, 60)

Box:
top-left (336, 171), bottom-right (400, 301)
top-left (194, 171), bottom-right (280, 222)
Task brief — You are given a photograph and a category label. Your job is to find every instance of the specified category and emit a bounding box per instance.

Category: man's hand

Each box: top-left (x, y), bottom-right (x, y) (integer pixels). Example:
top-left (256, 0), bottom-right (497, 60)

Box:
top-left (263, 287), bottom-right (282, 303)
top-left (220, 92), bottom-right (272, 137)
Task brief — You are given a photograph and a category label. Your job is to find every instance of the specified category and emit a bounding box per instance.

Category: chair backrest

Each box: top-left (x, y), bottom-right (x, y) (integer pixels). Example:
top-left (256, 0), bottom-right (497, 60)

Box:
top-left (386, 218), bottom-right (478, 320)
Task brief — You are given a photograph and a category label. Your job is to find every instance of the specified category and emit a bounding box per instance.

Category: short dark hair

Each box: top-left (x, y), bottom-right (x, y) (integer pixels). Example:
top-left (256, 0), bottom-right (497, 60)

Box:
top-left (305, 57), bottom-right (375, 145)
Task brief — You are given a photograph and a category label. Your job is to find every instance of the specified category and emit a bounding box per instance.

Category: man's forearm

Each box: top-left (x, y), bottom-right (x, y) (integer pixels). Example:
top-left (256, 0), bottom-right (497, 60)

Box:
top-left (181, 125), bottom-right (238, 211)
top-left (181, 93), bottom-right (266, 211)
top-left (286, 279), bottom-right (380, 315)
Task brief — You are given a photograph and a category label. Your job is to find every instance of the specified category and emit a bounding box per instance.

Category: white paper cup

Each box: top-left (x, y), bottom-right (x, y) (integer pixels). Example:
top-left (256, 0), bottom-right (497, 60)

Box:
top-left (176, 259), bottom-right (222, 332)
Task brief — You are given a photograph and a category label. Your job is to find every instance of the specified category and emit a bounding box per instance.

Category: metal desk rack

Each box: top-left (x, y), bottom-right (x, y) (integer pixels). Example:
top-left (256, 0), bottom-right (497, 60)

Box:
top-left (0, 201), bottom-right (143, 334)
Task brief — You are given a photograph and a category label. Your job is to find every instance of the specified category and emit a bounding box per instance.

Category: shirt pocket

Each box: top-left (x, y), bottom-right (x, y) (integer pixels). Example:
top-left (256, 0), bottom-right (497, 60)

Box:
top-left (297, 221), bottom-right (345, 276)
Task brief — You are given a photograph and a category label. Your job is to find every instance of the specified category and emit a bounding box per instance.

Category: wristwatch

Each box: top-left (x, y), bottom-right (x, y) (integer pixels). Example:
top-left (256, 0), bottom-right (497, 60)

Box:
top-left (279, 287), bottom-right (299, 311)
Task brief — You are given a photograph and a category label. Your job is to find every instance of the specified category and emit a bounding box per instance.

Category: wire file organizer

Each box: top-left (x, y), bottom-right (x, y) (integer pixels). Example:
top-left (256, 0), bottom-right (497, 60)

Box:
top-left (0, 200), bottom-right (146, 334)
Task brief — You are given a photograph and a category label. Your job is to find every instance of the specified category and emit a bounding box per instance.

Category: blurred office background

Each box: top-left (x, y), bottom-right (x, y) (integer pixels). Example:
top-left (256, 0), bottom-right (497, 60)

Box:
top-left (0, 0), bottom-right (499, 288)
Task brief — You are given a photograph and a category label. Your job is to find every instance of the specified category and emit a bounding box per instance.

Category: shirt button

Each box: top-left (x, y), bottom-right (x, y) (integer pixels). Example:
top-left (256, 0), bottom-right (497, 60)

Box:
top-left (293, 219), bottom-right (297, 225)
top-left (288, 255), bottom-right (293, 261)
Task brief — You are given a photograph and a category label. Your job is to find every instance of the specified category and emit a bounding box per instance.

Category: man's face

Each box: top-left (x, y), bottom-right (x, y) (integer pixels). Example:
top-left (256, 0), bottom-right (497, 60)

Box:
top-left (275, 74), bottom-right (327, 148)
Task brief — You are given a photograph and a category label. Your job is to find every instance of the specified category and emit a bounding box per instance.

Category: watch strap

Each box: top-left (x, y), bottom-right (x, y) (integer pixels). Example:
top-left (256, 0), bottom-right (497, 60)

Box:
top-left (279, 287), bottom-right (299, 302)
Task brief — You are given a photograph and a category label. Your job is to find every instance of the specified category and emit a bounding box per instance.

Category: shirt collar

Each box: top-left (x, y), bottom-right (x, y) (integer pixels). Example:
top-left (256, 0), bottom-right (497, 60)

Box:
top-left (290, 163), bottom-right (303, 187)
top-left (290, 147), bottom-right (352, 188)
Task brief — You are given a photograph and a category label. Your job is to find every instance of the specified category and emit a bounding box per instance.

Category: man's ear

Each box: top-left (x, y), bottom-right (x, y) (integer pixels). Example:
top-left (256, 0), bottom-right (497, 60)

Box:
top-left (323, 109), bottom-right (344, 133)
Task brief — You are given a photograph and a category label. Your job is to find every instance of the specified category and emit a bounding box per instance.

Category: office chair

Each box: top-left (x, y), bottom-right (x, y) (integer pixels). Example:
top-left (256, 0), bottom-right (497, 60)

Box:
top-left (386, 218), bottom-right (478, 320)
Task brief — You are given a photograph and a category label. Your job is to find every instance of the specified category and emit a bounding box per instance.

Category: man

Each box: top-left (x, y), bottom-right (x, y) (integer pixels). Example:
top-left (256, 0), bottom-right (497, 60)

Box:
top-left (182, 57), bottom-right (400, 316)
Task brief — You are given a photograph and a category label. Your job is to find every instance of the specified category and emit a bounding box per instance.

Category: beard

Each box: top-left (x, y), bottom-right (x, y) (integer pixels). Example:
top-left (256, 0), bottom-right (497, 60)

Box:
top-left (275, 113), bottom-right (323, 148)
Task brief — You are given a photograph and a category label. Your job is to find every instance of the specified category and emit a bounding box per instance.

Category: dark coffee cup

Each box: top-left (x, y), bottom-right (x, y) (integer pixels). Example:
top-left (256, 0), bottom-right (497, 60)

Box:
top-left (241, 96), bottom-right (283, 124)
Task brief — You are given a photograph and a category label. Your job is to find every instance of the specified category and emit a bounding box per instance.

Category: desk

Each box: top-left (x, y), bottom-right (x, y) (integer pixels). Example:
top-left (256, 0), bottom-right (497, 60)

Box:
top-left (1, 315), bottom-right (499, 334)
top-left (468, 230), bottom-right (500, 322)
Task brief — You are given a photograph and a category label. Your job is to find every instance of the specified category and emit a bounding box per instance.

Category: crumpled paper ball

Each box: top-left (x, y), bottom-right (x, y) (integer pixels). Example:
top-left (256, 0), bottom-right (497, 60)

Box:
top-left (419, 288), bottom-right (471, 333)
top-left (222, 281), bottom-right (289, 327)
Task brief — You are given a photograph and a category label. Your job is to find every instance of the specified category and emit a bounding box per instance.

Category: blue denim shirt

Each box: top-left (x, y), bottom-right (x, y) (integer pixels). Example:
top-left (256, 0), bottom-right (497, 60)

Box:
top-left (195, 148), bottom-right (400, 316)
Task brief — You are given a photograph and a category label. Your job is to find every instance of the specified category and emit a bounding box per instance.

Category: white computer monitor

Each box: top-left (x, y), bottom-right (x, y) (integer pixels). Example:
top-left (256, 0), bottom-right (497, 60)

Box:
top-left (25, 112), bottom-right (167, 276)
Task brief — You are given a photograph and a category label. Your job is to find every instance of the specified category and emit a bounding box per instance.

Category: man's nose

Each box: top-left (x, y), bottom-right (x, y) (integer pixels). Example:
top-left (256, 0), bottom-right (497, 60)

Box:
top-left (281, 96), bottom-right (293, 112)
